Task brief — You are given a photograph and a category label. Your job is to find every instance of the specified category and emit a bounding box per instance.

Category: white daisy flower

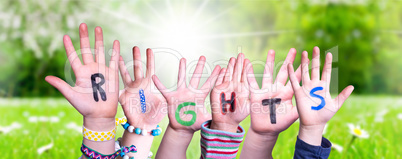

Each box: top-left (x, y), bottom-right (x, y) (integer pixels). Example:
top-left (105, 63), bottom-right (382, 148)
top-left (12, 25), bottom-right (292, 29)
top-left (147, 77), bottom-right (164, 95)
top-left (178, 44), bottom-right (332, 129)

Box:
top-left (374, 109), bottom-right (388, 123)
top-left (0, 122), bottom-right (22, 134)
top-left (332, 143), bottom-right (343, 152)
top-left (66, 122), bottom-right (81, 133)
top-left (397, 113), bottom-right (402, 120)
top-left (37, 142), bottom-right (53, 155)
top-left (347, 123), bottom-right (369, 138)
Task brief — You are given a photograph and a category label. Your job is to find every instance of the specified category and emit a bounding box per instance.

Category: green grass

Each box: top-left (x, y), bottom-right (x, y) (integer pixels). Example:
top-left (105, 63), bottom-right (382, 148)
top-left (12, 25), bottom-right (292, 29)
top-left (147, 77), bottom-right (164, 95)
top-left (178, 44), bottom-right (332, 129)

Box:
top-left (0, 96), bottom-right (401, 158)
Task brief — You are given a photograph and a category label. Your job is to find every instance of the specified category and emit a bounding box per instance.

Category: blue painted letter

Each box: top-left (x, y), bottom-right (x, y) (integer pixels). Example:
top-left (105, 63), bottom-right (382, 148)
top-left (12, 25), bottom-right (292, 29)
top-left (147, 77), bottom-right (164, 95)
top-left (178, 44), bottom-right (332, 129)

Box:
top-left (310, 86), bottom-right (325, 110)
top-left (139, 89), bottom-right (146, 113)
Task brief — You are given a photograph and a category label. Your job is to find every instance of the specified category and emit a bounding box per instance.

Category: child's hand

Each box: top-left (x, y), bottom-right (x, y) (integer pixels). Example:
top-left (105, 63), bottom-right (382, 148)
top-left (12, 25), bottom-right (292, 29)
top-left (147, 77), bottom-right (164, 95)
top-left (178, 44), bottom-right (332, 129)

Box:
top-left (247, 49), bottom-right (301, 135)
top-left (118, 47), bottom-right (166, 130)
top-left (288, 47), bottom-right (354, 145)
top-left (210, 53), bottom-right (250, 133)
top-left (45, 23), bottom-right (119, 154)
top-left (45, 23), bottom-right (120, 125)
top-left (153, 56), bottom-right (221, 133)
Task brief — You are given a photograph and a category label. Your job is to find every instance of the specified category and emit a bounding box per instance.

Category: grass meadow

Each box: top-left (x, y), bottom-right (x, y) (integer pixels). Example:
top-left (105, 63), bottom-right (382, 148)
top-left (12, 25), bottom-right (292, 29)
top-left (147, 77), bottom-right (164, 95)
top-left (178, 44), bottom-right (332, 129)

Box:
top-left (0, 96), bottom-right (401, 158)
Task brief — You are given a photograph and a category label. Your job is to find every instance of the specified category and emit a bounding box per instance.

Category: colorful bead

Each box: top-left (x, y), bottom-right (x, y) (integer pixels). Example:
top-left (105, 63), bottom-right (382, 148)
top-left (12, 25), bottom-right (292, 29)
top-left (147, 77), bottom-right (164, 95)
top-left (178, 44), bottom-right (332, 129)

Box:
top-left (134, 128), bottom-right (141, 134)
top-left (128, 126), bottom-right (134, 133)
top-left (120, 120), bottom-right (162, 136)
top-left (151, 130), bottom-right (158, 136)
top-left (123, 123), bottom-right (130, 130)
top-left (141, 129), bottom-right (147, 136)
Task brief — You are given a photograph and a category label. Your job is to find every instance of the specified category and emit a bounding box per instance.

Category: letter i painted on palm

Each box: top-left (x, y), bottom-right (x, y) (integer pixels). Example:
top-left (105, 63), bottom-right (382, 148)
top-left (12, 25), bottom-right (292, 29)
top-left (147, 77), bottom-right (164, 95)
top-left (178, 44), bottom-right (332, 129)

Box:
top-left (139, 89), bottom-right (146, 113)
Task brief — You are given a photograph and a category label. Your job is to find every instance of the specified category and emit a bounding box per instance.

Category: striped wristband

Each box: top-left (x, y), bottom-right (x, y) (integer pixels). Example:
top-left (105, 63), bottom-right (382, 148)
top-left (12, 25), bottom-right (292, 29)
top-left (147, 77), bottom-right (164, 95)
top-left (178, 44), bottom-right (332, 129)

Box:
top-left (200, 120), bottom-right (245, 159)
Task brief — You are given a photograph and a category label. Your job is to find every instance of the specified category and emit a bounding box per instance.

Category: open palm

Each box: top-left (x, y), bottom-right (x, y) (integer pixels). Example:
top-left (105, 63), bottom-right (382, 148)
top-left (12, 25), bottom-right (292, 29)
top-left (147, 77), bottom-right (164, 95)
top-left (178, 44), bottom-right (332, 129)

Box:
top-left (45, 23), bottom-right (120, 119)
top-left (118, 47), bottom-right (166, 130)
top-left (210, 53), bottom-right (250, 131)
top-left (247, 49), bottom-right (301, 134)
top-left (288, 47), bottom-right (354, 128)
top-left (153, 56), bottom-right (221, 132)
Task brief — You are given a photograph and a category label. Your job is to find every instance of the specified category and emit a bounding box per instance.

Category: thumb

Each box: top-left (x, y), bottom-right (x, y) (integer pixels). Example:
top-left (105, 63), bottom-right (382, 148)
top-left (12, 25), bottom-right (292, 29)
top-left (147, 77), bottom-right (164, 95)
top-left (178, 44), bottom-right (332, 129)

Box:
top-left (45, 76), bottom-right (74, 100)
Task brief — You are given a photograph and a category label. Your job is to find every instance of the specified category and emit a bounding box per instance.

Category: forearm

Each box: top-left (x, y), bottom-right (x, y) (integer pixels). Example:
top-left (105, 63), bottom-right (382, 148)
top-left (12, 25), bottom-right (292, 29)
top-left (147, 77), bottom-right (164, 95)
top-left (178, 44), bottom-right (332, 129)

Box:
top-left (121, 129), bottom-right (154, 158)
top-left (239, 129), bottom-right (278, 159)
top-left (82, 117), bottom-right (116, 154)
top-left (155, 125), bottom-right (194, 159)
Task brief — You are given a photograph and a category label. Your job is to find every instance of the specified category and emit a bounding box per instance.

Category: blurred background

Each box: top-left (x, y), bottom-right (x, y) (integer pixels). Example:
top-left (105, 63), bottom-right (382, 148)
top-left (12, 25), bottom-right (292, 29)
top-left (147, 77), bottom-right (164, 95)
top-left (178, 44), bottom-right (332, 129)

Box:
top-left (0, 0), bottom-right (401, 158)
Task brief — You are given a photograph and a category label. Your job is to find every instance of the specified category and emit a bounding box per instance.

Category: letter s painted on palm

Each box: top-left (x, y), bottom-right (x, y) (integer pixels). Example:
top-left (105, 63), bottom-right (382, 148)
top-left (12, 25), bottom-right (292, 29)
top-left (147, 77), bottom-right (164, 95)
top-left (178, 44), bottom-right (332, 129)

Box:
top-left (310, 86), bottom-right (326, 110)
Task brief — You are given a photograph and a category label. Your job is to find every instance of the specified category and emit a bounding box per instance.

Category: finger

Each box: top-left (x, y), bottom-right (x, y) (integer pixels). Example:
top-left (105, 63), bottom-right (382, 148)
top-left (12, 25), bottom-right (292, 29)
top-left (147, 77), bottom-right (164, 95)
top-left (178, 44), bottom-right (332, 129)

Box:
top-left (233, 53), bottom-right (244, 84)
top-left (177, 58), bottom-right (186, 90)
top-left (119, 56), bottom-right (132, 86)
top-left (79, 23), bottom-right (94, 64)
top-left (285, 64), bottom-right (301, 91)
top-left (215, 68), bottom-right (226, 86)
top-left (201, 65), bottom-right (221, 91)
top-left (287, 64), bottom-right (300, 90)
top-left (152, 75), bottom-right (169, 99)
top-left (275, 48), bottom-right (297, 85)
top-left (311, 46), bottom-right (320, 81)
top-left (133, 46), bottom-right (143, 80)
top-left (301, 51), bottom-right (310, 83)
top-left (109, 40), bottom-right (120, 70)
top-left (321, 53), bottom-right (332, 90)
top-left (145, 48), bottom-right (155, 77)
top-left (63, 35), bottom-right (82, 72)
top-left (45, 76), bottom-right (74, 104)
top-left (262, 50), bottom-right (275, 88)
top-left (223, 57), bottom-right (236, 82)
top-left (241, 58), bottom-right (250, 83)
top-left (247, 60), bottom-right (260, 90)
top-left (94, 26), bottom-right (105, 64)
top-left (334, 85), bottom-right (354, 109)
top-left (189, 56), bottom-right (206, 89)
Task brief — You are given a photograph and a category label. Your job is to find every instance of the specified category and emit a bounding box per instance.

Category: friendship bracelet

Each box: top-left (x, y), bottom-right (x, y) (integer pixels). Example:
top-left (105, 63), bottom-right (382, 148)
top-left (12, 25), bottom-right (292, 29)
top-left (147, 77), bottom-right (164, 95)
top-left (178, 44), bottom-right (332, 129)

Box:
top-left (83, 126), bottom-right (116, 142)
top-left (81, 143), bottom-right (136, 159)
top-left (121, 121), bottom-right (162, 136)
top-left (116, 145), bottom-right (137, 159)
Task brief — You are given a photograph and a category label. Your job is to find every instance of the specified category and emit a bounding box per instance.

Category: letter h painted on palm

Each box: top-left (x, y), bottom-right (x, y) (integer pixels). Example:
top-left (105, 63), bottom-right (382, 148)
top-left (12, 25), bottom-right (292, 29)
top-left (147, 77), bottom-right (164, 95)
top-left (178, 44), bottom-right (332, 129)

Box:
top-left (220, 92), bottom-right (236, 114)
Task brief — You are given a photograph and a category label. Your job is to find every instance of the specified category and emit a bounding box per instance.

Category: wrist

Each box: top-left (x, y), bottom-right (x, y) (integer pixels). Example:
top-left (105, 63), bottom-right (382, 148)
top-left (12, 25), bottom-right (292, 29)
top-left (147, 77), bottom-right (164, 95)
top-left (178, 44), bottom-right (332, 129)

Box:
top-left (83, 117), bottom-right (115, 131)
top-left (298, 124), bottom-right (324, 146)
top-left (240, 128), bottom-right (277, 159)
top-left (168, 124), bottom-right (196, 136)
top-left (249, 128), bottom-right (279, 141)
top-left (210, 121), bottom-right (239, 133)
top-left (126, 118), bottom-right (158, 131)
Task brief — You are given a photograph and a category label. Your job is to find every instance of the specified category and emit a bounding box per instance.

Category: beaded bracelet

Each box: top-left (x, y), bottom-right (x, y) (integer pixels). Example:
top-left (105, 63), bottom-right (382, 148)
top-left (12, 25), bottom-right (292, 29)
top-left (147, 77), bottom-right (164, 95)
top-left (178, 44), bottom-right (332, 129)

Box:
top-left (121, 122), bottom-right (162, 136)
top-left (81, 143), bottom-right (137, 159)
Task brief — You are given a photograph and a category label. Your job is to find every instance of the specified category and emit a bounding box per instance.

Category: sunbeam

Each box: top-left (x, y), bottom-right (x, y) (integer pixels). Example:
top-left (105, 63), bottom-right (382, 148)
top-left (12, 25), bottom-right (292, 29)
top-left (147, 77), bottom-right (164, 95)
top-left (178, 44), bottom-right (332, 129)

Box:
top-left (89, 3), bottom-right (163, 34)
